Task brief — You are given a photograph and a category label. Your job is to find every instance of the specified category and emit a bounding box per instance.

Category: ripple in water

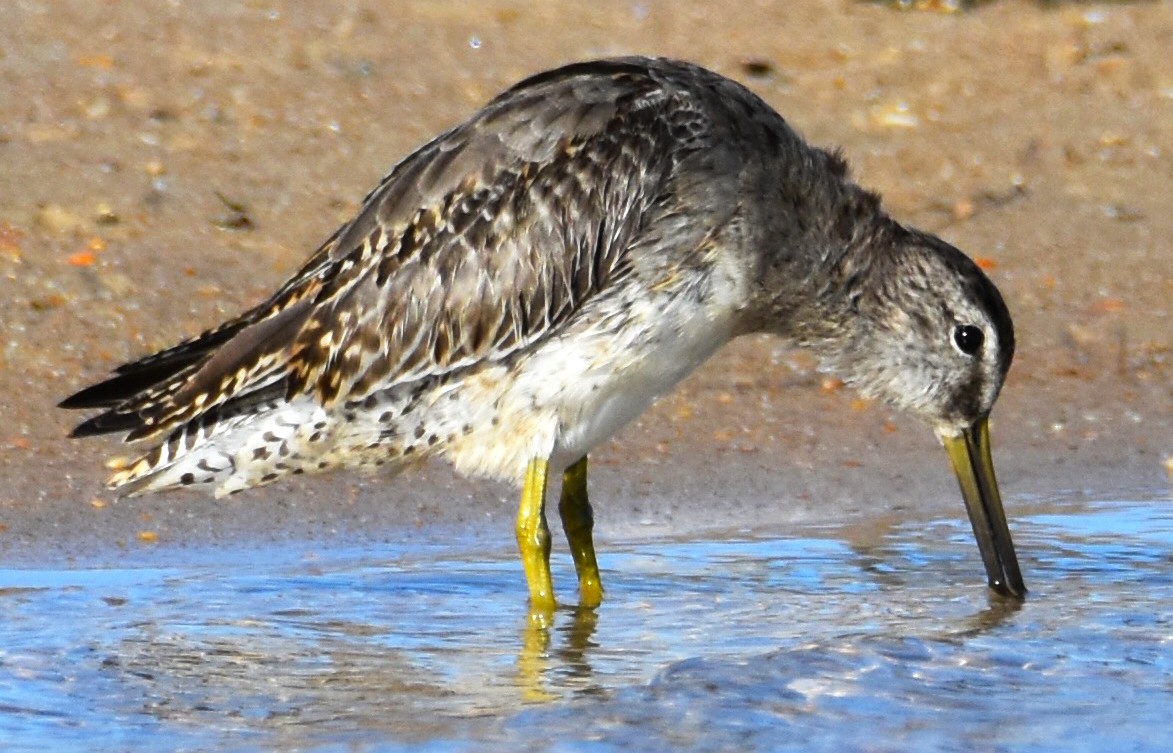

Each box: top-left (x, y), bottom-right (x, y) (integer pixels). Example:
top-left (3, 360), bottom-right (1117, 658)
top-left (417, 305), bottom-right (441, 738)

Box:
top-left (1, 494), bottom-right (1170, 752)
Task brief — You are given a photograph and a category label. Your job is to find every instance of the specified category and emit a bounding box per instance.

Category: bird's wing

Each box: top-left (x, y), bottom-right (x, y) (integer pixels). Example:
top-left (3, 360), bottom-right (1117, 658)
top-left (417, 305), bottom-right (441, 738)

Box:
top-left (63, 58), bottom-right (709, 441)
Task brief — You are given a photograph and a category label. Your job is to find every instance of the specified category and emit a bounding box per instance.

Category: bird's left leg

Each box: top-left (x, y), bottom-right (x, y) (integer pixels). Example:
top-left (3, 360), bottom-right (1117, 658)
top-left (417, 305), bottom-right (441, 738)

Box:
top-left (517, 458), bottom-right (556, 612)
top-left (558, 456), bottom-right (604, 607)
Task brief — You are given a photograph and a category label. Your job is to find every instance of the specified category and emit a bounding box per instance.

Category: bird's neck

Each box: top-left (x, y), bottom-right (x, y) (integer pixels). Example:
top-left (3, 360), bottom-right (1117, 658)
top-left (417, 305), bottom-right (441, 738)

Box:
top-left (740, 180), bottom-right (895, 349)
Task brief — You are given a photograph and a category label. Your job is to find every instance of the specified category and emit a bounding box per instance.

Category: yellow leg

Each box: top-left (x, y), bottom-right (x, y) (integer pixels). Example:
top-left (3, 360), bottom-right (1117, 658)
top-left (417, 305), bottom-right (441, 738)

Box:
top-left (558, 456), bottom-right (604, 607)
top-left (517, 458), bottom-right (556, 611)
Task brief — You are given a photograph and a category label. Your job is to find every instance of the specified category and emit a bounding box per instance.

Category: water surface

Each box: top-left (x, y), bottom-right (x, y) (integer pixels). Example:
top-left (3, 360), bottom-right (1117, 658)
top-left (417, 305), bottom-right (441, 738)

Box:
top-left (2, 493), bottom-right (1171, 752)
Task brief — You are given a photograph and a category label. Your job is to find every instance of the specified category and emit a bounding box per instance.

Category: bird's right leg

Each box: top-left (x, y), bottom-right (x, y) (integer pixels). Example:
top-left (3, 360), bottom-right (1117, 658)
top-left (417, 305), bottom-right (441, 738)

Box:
top-left (557, 456), bottom-right (604, 607)
top-left (517, 458), bottom-right (556, 612)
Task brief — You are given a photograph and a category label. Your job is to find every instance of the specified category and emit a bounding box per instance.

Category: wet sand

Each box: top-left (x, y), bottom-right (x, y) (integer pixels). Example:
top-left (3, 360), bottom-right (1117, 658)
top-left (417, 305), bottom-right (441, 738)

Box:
top-left (1, 1), bottom-right (1169, 564)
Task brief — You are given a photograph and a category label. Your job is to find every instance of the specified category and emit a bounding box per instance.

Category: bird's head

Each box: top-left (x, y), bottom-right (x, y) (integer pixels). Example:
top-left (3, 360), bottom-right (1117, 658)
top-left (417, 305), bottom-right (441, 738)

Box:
top-left (828, 230), bottom-right (1014, 427)
top-left (820, 227), bottom-right (1025, 597)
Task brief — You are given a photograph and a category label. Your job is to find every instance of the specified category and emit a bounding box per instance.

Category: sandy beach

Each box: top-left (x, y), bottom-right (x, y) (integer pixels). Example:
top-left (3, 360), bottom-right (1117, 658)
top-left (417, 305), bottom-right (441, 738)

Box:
top-left (1, 0), bottom-right (1169, 564)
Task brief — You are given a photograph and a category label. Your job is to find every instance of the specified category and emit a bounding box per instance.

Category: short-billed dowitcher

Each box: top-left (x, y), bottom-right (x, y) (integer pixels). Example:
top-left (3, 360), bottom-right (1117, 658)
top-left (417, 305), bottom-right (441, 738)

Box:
top-left (62, 57), bottom-right (1025, 608)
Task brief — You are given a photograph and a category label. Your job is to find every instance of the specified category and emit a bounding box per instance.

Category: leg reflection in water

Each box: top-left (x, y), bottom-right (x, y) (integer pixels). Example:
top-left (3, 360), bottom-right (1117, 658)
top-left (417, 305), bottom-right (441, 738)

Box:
top-left (516, 605), bottom-right (600, 703)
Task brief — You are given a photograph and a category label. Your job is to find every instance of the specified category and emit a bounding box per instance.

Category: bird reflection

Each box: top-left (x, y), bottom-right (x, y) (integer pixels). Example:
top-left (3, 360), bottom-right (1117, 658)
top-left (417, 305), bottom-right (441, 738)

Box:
top-left (516, 605), bottom-right (600, 702)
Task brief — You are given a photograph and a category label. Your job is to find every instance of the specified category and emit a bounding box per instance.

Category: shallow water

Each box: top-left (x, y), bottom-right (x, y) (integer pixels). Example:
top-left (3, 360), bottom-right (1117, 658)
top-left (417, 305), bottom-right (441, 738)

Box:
top-left (2, 493), bottom-right (1171, 752)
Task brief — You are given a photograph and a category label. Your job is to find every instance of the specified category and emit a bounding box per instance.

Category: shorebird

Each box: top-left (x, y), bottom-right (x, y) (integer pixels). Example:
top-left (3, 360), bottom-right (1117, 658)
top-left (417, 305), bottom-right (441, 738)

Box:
top-left (61, 57), bottom-right (1025, 609)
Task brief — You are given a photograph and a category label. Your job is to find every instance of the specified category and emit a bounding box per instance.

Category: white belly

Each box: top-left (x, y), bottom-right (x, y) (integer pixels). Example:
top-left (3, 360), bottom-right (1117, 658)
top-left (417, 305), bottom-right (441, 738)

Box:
top-left (436, 292), bottom-right (736, 482)
top-left (440, 252), bottom-right (748, 484)
top-left (543, 304), bottom-right (735, 468)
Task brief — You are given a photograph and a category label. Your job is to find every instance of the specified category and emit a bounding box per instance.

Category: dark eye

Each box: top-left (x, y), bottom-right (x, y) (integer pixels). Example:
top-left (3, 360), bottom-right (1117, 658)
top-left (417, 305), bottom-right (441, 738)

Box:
top-left (953, 324), bottom-right (985, 356)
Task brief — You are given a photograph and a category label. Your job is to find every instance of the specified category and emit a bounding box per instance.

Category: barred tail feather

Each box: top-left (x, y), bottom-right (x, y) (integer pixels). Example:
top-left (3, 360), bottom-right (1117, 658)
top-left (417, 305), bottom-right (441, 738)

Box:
top-left (108, 393), bottom-right (434, 498)
top-left (110, 398), bottom-right (321, 497)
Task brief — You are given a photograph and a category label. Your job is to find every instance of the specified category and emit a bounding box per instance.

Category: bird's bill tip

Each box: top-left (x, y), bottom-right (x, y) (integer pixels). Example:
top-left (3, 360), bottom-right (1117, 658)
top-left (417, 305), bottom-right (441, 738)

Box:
top-left (939, 417), bottom-right (1026, 598)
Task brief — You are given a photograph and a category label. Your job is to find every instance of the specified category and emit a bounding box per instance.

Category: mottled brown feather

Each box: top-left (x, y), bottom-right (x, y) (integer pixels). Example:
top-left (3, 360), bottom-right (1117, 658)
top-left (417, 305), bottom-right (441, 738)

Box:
top-left (64, 58), bottom-right (735, 442)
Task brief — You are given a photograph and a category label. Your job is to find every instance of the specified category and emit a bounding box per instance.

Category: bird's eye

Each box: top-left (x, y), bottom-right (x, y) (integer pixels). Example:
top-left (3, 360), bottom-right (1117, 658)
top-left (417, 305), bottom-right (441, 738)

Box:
top-left (953, 324), bottom-right (985, 356)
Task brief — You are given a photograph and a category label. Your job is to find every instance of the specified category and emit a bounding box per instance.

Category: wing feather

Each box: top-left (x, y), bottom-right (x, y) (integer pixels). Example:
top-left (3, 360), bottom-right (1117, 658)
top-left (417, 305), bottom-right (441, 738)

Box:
top-left (286, 67), bottom-right (677, 403)
top-left (62, 57), bottom-right (724, 441)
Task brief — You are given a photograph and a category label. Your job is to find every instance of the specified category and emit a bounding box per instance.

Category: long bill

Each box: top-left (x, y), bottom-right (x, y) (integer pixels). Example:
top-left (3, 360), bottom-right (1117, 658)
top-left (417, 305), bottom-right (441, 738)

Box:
top-left (940, 416), bottom-right (1026, 598)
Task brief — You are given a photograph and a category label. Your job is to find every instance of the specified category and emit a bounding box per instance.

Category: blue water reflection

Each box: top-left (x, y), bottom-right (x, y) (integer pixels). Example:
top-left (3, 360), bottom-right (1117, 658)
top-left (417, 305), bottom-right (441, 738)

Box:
top-left (1, 494), bottom-right (1170, 752)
